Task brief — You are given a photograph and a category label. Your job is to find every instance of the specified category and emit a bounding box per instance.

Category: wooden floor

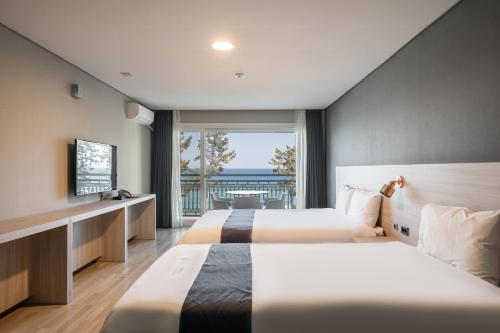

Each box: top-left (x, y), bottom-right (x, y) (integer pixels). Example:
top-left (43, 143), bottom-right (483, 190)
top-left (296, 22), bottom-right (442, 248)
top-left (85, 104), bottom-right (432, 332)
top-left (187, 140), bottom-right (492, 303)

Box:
top-left (0, 228), bottom-right (187, 333)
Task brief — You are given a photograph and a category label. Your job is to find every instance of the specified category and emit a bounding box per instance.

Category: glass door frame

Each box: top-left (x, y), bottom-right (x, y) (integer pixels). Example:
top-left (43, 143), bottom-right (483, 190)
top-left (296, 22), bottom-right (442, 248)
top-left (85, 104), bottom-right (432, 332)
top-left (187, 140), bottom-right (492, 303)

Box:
top-left (179, 122), bottom-right (296, 215)
top-left (199, 128), bottom-right (207, 214)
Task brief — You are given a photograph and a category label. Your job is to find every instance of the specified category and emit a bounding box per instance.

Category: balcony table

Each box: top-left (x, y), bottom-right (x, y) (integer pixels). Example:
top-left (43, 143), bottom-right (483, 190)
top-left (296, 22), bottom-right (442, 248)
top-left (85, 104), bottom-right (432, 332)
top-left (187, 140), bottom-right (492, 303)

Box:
top-left (226, 190), bottom-right (269, 196)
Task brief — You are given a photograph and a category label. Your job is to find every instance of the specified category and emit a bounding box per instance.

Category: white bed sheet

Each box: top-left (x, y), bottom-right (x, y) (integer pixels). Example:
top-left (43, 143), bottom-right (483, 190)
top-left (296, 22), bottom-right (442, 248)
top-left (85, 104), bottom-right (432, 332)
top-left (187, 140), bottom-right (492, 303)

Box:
top-left (102, 242), bottom-right (500, 333)
top-left (179, 208), bottom-right (379, 244)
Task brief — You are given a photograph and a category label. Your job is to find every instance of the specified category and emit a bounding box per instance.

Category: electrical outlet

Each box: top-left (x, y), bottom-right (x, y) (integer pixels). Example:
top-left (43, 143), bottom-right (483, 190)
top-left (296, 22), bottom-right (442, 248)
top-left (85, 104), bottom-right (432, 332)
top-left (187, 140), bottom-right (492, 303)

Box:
top-left (393, 223), bottom-right (399, 231)
top-left (401, 226), bottom-right (410, 237)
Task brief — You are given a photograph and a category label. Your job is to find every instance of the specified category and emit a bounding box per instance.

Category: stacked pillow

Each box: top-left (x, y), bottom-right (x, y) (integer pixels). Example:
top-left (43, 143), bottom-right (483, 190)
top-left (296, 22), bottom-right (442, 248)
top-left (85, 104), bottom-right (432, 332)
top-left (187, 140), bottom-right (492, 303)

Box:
top-left (335, 185), bottom-right (355, 215)
top-left (418, 204), bottom-right (500, 285)
top-left (336, 185), bottom-right (382, 227)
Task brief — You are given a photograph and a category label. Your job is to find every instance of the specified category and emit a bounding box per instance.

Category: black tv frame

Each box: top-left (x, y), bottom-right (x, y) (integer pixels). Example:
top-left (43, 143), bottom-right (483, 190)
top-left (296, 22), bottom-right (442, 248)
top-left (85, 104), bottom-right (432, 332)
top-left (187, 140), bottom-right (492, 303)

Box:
top-left (74, 138), bottom-right (117, 196)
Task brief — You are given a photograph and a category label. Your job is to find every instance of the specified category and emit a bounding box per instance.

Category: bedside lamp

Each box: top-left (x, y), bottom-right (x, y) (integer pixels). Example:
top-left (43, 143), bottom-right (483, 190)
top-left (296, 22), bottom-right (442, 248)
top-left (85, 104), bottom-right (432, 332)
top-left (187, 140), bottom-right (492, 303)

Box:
top-left (380, 176), bottom-right (405, 198)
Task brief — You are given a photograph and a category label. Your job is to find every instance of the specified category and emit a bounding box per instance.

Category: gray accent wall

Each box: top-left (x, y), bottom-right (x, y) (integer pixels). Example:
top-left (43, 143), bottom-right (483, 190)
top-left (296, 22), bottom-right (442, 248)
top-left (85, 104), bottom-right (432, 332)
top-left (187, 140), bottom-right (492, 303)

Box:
top-left (325, 0), bottom-right (500, 207)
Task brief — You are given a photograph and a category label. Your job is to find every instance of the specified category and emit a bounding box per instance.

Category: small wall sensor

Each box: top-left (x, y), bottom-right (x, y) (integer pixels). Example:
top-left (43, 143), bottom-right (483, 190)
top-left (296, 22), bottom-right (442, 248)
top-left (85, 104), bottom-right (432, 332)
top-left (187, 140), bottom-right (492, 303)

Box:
top-left (71, 83), bottom-right (83, 99)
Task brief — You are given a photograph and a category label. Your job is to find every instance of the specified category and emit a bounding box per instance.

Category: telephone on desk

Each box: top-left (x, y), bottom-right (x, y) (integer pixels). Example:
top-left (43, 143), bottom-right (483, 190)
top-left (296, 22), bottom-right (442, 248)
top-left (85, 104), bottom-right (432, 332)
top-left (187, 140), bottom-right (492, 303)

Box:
top-left (113, 189), bottom-right (139, 200)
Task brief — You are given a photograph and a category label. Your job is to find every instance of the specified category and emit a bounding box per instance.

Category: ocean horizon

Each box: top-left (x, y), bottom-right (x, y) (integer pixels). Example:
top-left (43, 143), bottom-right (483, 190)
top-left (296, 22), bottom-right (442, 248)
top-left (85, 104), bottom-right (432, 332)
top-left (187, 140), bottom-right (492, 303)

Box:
top-left (181, 167), bottom-right (296, 214)
top-left (182, 167), bottom-right (294, 174)
top-left (181, 167), bottom-right (294, 180)
top-left (221, 168), bottom-right (275, 174)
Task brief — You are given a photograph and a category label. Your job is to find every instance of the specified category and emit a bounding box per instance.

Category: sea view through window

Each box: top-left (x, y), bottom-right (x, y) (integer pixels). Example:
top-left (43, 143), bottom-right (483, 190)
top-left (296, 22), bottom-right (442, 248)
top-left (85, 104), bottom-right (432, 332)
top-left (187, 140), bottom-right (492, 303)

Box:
top-left (180, 131), bottom-right (296, 215)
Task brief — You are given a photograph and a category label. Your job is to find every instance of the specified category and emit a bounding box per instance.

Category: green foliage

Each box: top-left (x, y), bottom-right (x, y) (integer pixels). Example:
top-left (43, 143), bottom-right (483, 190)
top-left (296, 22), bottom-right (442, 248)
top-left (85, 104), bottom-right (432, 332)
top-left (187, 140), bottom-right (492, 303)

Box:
top-left (269, 145), bottom-right (296, 174)
top-left (182, 132), bottom-right (295, 176)
top-left (195, 131), bottom-right (236, 174)
top-left (179, 133), bottom-right (193, 172)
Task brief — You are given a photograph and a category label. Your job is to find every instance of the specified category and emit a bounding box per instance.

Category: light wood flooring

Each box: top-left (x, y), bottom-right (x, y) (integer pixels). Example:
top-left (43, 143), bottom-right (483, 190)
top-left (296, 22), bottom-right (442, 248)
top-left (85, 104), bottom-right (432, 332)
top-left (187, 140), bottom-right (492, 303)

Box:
top-left (0, 228), bottom-right (188, 333)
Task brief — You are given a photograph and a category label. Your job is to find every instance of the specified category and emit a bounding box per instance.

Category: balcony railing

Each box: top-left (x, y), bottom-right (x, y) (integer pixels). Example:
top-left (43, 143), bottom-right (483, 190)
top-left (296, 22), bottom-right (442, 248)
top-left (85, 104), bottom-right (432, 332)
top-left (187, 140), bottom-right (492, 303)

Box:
top-left (181, 173), bottom-right (296, 216)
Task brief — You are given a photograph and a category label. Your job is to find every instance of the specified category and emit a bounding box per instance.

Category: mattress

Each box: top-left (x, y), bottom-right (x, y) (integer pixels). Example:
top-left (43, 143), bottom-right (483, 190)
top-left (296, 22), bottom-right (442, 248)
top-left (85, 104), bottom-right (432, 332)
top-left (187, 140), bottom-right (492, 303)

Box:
top-left (102, 242), bottom-right (500, 333)
top-left (179, 208), bottom-right (381, 244)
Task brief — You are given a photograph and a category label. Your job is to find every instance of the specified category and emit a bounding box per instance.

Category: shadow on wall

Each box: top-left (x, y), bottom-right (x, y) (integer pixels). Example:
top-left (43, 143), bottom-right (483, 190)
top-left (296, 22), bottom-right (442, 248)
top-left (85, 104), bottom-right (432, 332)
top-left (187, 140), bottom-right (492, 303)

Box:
top-left (55, 140), bottom-right (70, 202)
top-left (140, 130), bottom-right (152, 192)
top-left (67, 143), bottom-right (75, 199)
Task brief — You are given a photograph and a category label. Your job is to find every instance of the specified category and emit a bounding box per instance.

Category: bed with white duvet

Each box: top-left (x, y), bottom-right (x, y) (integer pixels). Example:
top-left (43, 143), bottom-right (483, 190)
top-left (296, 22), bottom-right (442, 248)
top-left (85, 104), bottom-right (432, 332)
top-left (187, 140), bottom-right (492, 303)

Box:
top-left (180, 186), bottom-right (384, 244)
top-left (179, 208), bottom-right (383, 244)
top-left (102, 241), bottom-right (500, 333)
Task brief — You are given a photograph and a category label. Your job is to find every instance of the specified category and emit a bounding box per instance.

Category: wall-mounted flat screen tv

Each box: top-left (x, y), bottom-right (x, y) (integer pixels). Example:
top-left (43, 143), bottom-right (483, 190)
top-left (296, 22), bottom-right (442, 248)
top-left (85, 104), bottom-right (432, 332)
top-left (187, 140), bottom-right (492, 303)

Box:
top-left (75, 139), bottom-right (117, 195)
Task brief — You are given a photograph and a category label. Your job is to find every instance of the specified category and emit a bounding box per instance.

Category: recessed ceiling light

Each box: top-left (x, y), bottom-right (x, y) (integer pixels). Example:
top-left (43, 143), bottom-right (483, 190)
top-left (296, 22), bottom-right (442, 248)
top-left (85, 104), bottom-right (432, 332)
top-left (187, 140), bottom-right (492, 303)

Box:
top-left (120, 71), bottom-right (132, 77)
top-left (235, 72), bottom-right (245, 78)
top-left (211, 41), bottom-right (234, 51)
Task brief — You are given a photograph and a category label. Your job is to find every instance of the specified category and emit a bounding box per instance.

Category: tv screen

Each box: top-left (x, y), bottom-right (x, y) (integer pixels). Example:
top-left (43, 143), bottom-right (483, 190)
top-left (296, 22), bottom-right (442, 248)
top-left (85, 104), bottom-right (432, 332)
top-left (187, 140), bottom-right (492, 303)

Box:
top-left (75, 139), bottom-right (117, 195)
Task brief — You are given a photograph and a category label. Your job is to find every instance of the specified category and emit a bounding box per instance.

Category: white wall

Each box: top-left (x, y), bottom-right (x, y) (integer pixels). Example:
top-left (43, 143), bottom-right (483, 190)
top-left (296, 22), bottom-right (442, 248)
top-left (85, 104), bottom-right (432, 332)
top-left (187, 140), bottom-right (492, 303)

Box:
top-left (0, 25), bottom-right (151, 220)
top-left (179, 109), bottom-right (295, 123)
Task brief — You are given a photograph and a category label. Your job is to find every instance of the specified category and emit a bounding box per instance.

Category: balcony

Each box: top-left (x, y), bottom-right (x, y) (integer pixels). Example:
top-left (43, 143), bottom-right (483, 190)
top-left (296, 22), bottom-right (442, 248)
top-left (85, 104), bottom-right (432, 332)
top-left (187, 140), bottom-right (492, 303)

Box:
top-left (181, 173), bottom-right (296, 216)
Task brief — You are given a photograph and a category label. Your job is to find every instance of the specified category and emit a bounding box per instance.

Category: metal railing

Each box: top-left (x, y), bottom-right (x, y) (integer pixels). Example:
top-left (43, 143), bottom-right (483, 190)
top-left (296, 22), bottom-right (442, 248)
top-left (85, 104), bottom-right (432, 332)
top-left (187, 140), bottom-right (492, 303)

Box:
top-left (181, 173), bottom-right (296, 216)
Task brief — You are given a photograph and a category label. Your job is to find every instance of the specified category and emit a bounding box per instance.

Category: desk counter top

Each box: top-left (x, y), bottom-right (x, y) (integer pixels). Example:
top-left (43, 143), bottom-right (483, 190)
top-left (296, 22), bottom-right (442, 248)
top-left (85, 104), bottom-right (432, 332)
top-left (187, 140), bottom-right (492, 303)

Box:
top-left (0, 194), bottom-right (155, 244)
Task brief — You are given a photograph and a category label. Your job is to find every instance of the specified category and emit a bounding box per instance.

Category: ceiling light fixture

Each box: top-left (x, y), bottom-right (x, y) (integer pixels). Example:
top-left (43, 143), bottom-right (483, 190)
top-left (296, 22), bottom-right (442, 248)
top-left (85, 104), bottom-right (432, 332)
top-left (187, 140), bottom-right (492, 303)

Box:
top-left (234, 72), bottom-right (245, 78)
top-left (120, 71), bottom-right (132, 77)
top-left (212, 41), bottom-right (234, 51)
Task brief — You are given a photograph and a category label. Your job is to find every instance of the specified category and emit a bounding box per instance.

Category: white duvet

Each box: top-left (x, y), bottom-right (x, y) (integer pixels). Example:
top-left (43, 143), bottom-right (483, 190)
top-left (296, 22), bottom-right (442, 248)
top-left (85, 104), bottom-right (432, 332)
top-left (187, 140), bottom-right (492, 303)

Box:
top-left (179, 208), bottom-right (380, 244)
top-left (102, 242), bottom-right (500, 333)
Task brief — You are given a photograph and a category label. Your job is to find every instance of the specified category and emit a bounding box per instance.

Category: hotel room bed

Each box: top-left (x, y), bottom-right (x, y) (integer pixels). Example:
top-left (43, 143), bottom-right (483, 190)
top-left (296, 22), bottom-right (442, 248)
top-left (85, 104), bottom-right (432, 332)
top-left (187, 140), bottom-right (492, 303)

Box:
top-left (179, 208), bottom-right (383, 244)
top-left (102, 241), bottom-right (500, 333)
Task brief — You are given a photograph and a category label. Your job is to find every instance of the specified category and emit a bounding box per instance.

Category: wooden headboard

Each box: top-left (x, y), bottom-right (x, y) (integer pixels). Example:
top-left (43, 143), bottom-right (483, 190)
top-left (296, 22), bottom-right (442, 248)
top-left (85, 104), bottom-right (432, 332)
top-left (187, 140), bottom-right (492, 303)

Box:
top-left (336, 162), bottom-right (500, 245)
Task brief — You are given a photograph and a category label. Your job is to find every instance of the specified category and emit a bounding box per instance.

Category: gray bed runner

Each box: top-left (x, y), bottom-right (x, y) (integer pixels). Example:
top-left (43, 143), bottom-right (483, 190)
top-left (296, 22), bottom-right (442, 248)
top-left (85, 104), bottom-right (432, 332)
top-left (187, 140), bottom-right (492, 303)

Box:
top-left (220, 209), bottom-right (255, 243)
top-left (179, 243), bottom-right (252, 333)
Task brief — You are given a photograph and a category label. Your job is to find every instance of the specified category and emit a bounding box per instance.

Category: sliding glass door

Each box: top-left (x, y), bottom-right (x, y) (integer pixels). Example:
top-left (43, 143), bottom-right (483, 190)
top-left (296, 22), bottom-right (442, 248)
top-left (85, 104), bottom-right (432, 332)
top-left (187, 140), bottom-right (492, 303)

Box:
top-left (204, 131), bottom-right (296, 210)
top-left (180, 128), bottom-right (296, 216)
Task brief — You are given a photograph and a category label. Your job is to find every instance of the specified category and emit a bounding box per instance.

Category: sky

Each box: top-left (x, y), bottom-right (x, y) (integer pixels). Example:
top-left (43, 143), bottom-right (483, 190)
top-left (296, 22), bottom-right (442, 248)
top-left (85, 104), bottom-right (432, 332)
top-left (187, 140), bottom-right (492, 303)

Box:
top-left (181, 132), bottom-right (295, 169)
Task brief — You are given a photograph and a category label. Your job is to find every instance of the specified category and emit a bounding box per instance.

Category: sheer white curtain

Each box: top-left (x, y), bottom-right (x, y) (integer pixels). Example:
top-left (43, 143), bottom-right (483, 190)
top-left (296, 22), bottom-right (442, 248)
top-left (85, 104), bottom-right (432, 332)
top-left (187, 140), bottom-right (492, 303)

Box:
top-left (295, 110), bottom-right (307, 209)
top-left (171, 110), bottom-right (183, 227)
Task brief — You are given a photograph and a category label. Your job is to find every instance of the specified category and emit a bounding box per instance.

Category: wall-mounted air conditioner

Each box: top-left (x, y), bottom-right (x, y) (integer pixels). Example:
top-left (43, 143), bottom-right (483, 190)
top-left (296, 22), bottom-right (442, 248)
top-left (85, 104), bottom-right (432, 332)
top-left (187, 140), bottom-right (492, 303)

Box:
top-left (126, 103), bottom-right (154, 128)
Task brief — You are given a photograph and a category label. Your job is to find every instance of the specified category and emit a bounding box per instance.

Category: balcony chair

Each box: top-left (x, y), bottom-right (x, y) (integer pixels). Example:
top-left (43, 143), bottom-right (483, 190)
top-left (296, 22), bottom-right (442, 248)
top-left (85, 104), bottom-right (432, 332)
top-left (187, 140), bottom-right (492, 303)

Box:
top-left (212, 192), bottom-right (233, 206)
top-left (232, 196), bottom-right (262, 209)
top-left (211, 193), bottom-right (230, 210)
top-left (265, 193), bottom-right (285, 209)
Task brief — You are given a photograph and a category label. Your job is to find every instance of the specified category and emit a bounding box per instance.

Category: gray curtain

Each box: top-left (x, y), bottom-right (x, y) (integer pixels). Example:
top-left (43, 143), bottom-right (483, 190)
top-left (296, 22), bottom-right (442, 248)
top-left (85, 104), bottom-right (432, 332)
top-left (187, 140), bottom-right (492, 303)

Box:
top-left (305, 110), bottom-right (327, 208)
top-left (151, 111), bottom-right (173, 228)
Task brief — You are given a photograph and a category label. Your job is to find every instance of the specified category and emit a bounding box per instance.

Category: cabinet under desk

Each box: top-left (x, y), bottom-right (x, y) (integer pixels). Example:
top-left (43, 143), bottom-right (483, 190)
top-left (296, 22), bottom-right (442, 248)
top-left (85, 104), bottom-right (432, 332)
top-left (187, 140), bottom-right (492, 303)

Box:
top-left (0, 195), bottom-right (156, 314)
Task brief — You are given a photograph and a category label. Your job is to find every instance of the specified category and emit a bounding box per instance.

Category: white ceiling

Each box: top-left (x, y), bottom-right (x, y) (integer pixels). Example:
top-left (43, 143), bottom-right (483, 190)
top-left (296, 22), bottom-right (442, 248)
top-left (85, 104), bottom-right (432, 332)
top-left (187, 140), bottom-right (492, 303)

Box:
top-left (0, 0), bottom-right (457, 110)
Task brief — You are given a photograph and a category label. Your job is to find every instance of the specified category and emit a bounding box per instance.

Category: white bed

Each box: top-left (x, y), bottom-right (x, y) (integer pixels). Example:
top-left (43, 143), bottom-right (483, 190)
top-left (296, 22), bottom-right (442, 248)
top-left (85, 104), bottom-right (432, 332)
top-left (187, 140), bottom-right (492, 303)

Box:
top-left (102, 241), bottom-right (500, 333)
top-left (179, 208), bottom-right (383, 244)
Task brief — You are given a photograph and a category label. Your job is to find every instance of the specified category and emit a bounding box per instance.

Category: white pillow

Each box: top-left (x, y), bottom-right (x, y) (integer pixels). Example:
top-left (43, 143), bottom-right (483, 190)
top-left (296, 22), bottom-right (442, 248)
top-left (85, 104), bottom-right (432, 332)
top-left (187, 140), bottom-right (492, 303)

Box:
top-left (336, 185), bottom-right (354, 215)
top-left (346, 189), bottom-right (382, 227)
top-left (417, 204), bottom-right (500, 285)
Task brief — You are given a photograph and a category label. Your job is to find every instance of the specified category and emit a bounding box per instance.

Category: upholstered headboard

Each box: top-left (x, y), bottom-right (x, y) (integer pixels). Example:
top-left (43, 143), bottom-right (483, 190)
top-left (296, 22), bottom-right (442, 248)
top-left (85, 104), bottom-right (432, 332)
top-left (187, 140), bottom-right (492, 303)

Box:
top-left (336, 162), bottom-right (500, 245)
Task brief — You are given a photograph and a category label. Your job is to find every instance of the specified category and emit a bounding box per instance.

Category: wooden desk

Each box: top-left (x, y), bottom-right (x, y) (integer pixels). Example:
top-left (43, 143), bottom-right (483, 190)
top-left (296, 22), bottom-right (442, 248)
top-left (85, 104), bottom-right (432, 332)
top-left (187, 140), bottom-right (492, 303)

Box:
top-left (125, 195), bottom-right (157, 241)
top-left (0, 194), bottom-right (156, 314)
top-left (72, 195), bottom-right (156, 271)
